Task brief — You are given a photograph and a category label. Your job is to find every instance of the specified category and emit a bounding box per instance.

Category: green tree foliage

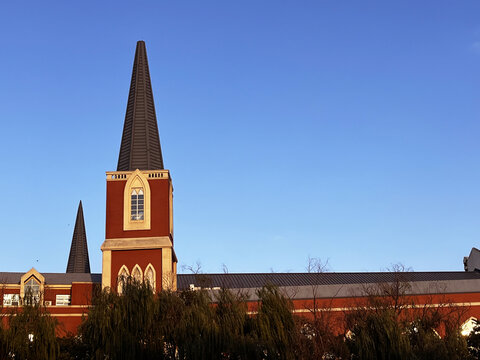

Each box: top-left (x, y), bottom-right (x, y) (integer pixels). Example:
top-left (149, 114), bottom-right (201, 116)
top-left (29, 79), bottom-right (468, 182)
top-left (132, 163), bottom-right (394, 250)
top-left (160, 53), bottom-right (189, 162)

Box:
top-left (443, 327), bottom-right (469, 360)
top-left (347, 309), bottom-right (412, 360)
top-left (1, 279), bottom-right (478, 359)
top-left (294, 305), bottom-right (350, 359)
top-left (253, 284), bottom-right (296, 360)
top-left (214, 288), bottom-right (251, 356)
top-left (0, 293), bottom-right (58, 360)
top-left (57, 335), bottom-right (88, 360)
top-left (80, 279), bottom-right (162, 359)
top-left (341, 276), bottom-right (471, 360)
top-left (0, 315), bottom-right (6, 359)
top-left (407, 307), bottom-right (469, 360)
top-left (468, 319), bottom-right (480, 359)
top-left (408, 319), bottom-right (448, 360)
top-left (79, 280), bottom-right (300, 360)
top-left (80, 279), bottom-right (257, 359)
top-left (174, 289), bottom-right (219, 359)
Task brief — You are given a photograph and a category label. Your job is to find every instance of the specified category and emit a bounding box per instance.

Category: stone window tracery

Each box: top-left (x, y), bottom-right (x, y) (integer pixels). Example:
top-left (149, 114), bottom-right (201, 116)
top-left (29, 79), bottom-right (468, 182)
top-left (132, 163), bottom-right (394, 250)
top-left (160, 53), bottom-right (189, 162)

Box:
top-left (132, 264), bottom-right (143, 283)
top-left (123, 170), bottom-right (151, 231)
top-left (144, 264), bottom-right (156, 291)
top-left (24, 277), bottom-right (40, 304)
top-left (117, 265), bottom-right (130, 294)
top-left (131, 189), bottom-right (144, 220)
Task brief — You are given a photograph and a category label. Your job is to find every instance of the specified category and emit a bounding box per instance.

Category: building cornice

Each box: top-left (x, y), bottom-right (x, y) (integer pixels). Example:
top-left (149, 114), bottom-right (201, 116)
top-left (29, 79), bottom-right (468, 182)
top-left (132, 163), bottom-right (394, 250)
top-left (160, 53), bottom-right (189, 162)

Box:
top-left (101, 236), bottom-right (172, 251)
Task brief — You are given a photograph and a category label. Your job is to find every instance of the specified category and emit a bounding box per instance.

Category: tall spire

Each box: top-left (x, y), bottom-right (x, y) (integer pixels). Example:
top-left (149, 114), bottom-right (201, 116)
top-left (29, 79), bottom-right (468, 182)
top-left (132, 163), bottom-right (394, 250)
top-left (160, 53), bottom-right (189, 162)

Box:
top-left (117, 41), bottom-right (164, 171)
top-left (66, 201), bottom-right (91, 273)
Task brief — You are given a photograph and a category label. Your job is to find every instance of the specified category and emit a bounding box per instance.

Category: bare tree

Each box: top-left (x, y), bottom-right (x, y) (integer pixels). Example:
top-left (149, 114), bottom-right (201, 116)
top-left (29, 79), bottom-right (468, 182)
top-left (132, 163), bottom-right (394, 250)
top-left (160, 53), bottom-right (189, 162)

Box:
top-left (294, 257), bottom-right (349, 359)
top-left (181, 260), bottom-right (203, 275)
top-left (343, 264), bottom-right (471, 359)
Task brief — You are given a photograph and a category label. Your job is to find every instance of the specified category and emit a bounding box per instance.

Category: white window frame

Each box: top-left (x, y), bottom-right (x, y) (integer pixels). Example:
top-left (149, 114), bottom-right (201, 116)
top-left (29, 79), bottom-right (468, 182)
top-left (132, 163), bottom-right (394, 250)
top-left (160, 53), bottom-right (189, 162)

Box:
top-left (55, 294), bottom-right (71, 306)
top-left (24, 277), bottom-right (41, 304)
top-left (130, 188), bottom-right (145, 221)
top-left (144, 263), bottom-right (156, 291)
top-left (3, 294), bottom-right (20, 306)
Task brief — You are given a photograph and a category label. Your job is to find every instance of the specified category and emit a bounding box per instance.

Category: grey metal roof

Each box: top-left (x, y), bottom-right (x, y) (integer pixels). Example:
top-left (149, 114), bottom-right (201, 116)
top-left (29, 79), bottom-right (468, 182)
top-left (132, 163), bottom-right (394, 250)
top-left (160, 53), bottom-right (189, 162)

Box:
top-left (177, 271), bottom-right (480, 290)
top-left (117, 41), bottom-right (164, 171)
top-left (0, 272), bottom-right (101, 285)
top-left (66, 201), bottom-right (91, 273)
top-left (2, 271), bottom-right (478, 296)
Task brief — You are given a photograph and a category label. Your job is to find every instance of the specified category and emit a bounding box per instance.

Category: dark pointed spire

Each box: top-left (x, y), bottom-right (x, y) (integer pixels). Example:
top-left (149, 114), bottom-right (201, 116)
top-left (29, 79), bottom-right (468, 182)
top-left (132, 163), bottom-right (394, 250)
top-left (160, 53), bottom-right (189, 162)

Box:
top-left (66, 201), bottom-right (91, 273)
top-left (117, 41), bottom-right (164, 171)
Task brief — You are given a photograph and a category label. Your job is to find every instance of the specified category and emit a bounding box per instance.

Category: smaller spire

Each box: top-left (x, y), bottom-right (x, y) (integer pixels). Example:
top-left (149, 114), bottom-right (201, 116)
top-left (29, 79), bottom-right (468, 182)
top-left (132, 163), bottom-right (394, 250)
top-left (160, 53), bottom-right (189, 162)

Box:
top-left (66, 201), bottom-right (91, 273)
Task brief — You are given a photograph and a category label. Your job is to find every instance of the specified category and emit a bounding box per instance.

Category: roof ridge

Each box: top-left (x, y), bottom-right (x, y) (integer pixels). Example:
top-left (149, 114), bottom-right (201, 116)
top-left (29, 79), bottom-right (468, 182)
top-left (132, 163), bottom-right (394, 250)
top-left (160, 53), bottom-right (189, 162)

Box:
top-left (178, 270), bottom-right (470, 276)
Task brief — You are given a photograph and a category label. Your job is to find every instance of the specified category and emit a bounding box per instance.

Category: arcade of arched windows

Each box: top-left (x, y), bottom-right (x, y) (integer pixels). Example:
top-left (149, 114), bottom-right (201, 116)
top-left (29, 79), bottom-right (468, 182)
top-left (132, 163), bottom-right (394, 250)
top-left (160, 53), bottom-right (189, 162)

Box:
top-left (116, 264), bottom-right (156, 293)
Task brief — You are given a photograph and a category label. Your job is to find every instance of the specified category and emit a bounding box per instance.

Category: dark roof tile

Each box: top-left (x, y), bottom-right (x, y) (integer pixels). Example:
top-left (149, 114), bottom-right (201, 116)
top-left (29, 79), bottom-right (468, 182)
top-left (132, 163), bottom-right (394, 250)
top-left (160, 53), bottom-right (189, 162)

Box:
top-left (0, 272), bottom-right (101, 285)
top-left (177, 271), bottom-right (480, 290)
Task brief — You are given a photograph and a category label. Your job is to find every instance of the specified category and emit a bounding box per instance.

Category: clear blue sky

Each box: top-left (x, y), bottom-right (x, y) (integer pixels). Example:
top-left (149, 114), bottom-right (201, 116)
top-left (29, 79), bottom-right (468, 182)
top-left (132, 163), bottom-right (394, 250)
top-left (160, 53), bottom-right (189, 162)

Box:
top-left (0, 1), bottom-right (479, 274)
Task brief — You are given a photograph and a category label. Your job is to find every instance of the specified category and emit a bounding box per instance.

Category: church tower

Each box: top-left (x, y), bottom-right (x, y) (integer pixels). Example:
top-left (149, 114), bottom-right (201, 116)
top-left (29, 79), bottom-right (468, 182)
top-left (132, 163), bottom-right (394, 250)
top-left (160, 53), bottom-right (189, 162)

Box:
top-left (101, 41), bottom-right (177, 292)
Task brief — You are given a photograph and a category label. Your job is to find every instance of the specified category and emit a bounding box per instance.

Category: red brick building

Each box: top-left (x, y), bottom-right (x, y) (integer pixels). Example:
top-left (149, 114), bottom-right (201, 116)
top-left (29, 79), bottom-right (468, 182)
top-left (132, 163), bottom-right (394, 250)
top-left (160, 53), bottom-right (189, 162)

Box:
top-left (1, 41), bottom-right (480, 336)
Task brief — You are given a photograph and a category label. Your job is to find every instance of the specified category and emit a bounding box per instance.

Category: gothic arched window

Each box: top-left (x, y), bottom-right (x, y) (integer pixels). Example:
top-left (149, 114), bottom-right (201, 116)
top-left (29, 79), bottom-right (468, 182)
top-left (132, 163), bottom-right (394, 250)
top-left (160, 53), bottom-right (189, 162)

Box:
top-left (461, 317), bottom-right (478, 336)
top-left (117, 265), bottom-right (130, 294)
top-left (24, 277), bottom-right (40, 304)
top-left (132, 264), bottom-right (143, 283)
top-left (144, 264), bottom-right (156, 291)
top-left (123, 170), bottom-right (151, 231)
top-left (131, 189), bottom-right (144, 220)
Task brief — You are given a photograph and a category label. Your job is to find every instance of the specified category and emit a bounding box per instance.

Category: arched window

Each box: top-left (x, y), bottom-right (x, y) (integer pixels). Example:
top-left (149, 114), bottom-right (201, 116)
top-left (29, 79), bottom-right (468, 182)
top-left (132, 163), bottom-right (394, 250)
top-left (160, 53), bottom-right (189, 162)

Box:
top-left (20, 268), bottom-right (44, 303)
top-left (144, 264), bottom-right (156, 291)
top-left (132, 264), bottom-right (143, 283)
top-left (131, 189), bottom-right (144, 220)
top-left (117, 265), bottom-right (130, 294)
top-left (123, 170), bottom-right (151, 231)
top-left (462, 317), bottom-right (478, 336)
top-left (24, 277), bottom-right (40, 304)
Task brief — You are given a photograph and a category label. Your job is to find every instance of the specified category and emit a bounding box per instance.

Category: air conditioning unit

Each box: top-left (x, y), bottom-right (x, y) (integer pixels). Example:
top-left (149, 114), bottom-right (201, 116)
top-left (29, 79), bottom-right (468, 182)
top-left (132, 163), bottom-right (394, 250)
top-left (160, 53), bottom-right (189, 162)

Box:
top-left (44, 301), bottom-right (52, 306)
